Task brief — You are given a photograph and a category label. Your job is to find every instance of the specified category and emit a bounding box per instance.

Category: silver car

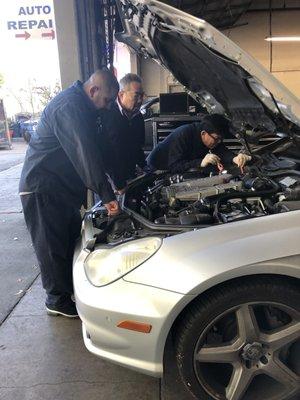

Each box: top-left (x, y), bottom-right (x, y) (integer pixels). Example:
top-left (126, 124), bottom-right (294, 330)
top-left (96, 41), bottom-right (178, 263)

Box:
top-left (73, 1), bottom-right (300, 399)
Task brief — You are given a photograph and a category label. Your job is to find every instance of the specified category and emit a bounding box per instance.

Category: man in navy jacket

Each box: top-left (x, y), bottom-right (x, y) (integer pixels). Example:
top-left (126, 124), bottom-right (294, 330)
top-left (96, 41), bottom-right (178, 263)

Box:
top-left (101, 73), bottom-right (146, 191)
top-left (147, 114), bottom-right (251, 173)
top-left (19, 69), bottom-right (119, 318)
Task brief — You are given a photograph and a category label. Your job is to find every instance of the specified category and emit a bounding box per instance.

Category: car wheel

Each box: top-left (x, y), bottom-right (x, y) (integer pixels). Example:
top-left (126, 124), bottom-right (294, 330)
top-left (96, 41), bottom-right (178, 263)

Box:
top-left (174, 277), bottom-right (300, 400)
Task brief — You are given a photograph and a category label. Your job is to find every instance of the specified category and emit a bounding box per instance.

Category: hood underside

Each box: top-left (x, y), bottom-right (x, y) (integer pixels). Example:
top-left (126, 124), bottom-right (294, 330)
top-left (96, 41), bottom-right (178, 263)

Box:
top-left (115, 0), bottom-right (300, 135)
top-left (161, 0), bottom-right (253, 29)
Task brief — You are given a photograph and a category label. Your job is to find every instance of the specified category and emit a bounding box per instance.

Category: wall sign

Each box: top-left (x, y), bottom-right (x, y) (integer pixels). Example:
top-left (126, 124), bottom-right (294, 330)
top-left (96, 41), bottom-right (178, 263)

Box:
top-left (7, 4), bottom-right (55, 40)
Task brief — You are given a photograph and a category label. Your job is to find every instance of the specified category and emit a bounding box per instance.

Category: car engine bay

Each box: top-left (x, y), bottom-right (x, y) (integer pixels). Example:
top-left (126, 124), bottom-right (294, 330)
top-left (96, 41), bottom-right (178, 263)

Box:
top-left (90, 152), bottom-right (300, 245)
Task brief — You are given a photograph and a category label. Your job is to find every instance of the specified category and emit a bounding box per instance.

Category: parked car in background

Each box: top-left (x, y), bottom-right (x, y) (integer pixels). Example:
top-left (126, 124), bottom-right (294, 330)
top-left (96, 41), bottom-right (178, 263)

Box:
top-left (0, 100), bottom-right (11, 149)
top-left (73, 1), bottom-right (300, 400)
top-left (21, 120), bottom-right (38, 143)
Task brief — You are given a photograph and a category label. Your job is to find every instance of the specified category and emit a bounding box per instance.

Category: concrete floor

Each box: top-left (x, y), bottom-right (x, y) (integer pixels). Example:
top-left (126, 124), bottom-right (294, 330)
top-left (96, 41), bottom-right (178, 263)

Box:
top-left (0, 279), bottom-right (160, 400)
top-left (0, 275), bottom-right (195, 400)
top-left (0, 140), bottom-right (27, 172)
top-left (0, 141), bottom-right (39, 324)
top-left (0, 140), bottom-right (194, 400)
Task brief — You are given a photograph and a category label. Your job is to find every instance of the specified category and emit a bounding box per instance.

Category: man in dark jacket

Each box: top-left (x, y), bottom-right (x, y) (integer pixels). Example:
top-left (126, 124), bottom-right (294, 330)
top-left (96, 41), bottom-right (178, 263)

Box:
top-left (19, 69), bottom-right (119, 318)
top-left (101, 73), bottom-right (146, 191)
top-left (147, 114), bottom-right (251, 173)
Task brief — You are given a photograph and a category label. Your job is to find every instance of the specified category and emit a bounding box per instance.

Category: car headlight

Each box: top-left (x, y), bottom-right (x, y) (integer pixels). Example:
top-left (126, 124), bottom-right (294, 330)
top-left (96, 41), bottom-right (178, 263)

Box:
top-left (84, 237), bottom-right (162, 287)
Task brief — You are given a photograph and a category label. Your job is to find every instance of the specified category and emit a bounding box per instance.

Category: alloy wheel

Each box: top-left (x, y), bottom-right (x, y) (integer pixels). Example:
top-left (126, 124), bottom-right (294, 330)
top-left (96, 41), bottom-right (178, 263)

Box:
top-left (194, 302), bottom-right (300, 400)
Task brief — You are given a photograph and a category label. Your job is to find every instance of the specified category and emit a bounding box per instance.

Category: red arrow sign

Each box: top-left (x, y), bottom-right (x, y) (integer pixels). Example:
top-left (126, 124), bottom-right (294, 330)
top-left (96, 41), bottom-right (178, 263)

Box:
top-left (41, 29), bottom-right (55, 40)
top-left (15, 31), bottom-right (30, 40)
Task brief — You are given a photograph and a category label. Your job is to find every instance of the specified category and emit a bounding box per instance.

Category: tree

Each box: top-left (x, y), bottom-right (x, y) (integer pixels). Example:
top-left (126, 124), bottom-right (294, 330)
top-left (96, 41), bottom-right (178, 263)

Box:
top-left (1, 79), bottom-right (61, 117)
top-left (0, 73), bottom-right (4, 88)
top-left (33, 81), bottom-right (61, 107)
top-left (6, 87), bottom-right (26, 113)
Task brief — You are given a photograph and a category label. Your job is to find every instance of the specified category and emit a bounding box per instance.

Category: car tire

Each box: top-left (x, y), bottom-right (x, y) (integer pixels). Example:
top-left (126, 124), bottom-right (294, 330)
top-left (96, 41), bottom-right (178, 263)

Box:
top-left (174, 276), bottom-right (300, 400)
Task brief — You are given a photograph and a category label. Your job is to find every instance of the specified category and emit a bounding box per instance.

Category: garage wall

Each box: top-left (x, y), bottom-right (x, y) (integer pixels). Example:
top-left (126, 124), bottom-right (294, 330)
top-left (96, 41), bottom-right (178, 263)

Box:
top-left (53, 0), bottom-right (81, 88)
top-left (140, 60), bottom-right (168, 97)
top-left (224, 10), bottom-right (300, 97)
top-left (140, 9), bottom-right (300, 98)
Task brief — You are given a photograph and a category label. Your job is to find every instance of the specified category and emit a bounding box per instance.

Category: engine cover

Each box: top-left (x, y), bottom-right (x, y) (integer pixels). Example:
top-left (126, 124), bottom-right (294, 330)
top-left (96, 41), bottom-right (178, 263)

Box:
top-left (162, 174), bottom-right (243, 201)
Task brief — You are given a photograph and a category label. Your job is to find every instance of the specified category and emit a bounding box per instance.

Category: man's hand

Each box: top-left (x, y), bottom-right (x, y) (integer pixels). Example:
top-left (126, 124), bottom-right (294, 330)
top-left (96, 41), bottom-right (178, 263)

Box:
top-left (201, 153), bottom-right (221, 167)
top-left (104, 200), bottom-right (120, 216)
top-left (233, 153), bottom-right (252, 168)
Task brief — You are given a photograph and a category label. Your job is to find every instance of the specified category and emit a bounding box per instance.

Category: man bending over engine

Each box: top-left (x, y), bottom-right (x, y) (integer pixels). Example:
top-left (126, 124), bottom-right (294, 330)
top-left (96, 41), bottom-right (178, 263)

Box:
top-left (147, 114), bottom-right (251, 173)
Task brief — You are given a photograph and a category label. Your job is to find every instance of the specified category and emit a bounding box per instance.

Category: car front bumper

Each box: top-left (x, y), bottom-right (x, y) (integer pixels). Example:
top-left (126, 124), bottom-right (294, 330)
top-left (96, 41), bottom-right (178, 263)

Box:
top-left (73, 248), bottom-right (188, 377)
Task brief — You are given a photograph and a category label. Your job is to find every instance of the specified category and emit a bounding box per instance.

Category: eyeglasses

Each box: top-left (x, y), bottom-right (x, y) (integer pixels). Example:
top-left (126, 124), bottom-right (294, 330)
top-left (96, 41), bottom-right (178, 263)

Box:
top-left (124, 90), bottom-right (145, 100)
top-left (207, 132), bottom-right (222, 144)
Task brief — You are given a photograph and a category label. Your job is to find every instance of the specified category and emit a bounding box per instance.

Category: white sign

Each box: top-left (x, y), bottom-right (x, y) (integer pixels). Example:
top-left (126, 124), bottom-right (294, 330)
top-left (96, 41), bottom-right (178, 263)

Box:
top-left (7, 4), bottom-right (55, 40)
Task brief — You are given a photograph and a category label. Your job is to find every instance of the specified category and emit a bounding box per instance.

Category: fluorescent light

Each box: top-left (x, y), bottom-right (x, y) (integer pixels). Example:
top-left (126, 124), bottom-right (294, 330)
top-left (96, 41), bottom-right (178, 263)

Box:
top-left (265, 36), bottom-right (300, 42)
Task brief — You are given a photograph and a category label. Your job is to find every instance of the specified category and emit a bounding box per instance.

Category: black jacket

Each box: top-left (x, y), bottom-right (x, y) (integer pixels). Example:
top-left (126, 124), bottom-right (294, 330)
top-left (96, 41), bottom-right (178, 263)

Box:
top-left (19, 81), bottom-right (115, 207)
top-left (101, 103), bottom-right (146, 189)
top-left (147, 122), bottom-right (235, 173)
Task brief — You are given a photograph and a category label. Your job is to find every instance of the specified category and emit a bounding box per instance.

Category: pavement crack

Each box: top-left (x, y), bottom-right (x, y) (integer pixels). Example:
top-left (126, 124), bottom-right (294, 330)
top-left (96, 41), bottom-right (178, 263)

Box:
top-left (0, 274), bottom-right (40, 327)
top-left (0, 211), bottom-right (22, 214)
top-left (9, 314), bottom-right (49, 318)
top-left (0, 162), bottom-right (24, 174)
top-left (0, 379), bottom-right (146, 389)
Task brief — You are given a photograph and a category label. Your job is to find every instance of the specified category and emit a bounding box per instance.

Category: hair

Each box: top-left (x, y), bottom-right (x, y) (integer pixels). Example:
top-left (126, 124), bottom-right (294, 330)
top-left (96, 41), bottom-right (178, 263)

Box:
top-left (201, 114), bottom-right (231, 137)
top-left (119, 73), bottom-right (142, 91)
top-left (85, 69), bottom-right (119, 92)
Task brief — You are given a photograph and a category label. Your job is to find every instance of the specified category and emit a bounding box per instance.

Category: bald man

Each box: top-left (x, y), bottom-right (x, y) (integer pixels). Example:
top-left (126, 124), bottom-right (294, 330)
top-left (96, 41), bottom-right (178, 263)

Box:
top-left (19, 70), bottom-right (119, 318)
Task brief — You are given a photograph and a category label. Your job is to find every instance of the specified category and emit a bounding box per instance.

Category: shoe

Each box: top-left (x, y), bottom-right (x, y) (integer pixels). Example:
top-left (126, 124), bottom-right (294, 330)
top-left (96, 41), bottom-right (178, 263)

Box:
top-left (46, 301), bottom-right (79, 318)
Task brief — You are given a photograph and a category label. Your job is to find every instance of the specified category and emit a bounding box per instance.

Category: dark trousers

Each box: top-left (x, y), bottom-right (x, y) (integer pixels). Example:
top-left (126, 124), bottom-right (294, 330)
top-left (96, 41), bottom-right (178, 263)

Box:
top-left (21, 193), bottom-right (82, 305)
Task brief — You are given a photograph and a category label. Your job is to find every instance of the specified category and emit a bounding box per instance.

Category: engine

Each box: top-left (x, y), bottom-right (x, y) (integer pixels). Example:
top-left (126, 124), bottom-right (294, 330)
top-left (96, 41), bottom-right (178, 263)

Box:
top-left (91, 159), bottom-right (300, 244)
top-left (124, 167), bottom-right (300, 228)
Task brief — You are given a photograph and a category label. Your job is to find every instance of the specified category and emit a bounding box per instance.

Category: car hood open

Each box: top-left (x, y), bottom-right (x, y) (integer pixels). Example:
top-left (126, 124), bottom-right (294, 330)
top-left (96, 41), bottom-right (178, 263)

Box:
top-left (115, 0), bottom-right (300, 136)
